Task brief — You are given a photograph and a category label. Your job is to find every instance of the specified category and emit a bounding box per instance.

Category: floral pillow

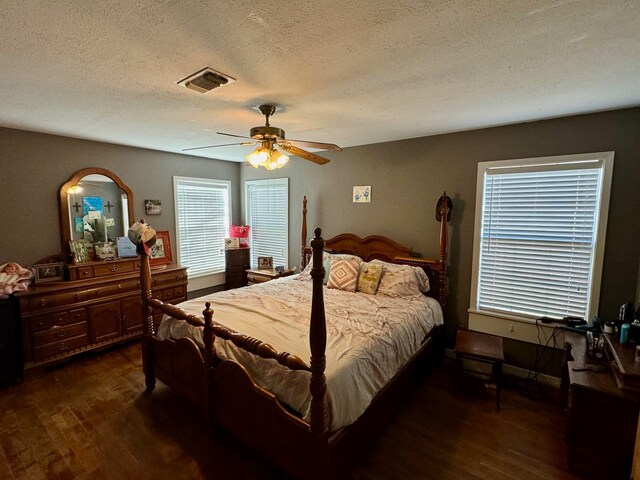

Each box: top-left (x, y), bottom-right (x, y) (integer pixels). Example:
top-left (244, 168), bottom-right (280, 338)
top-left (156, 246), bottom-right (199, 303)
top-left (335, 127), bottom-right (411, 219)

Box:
top-left (372, 260), bottom-right (430, 298)
top-left (326, 258), bottom-right (360, 292)
top-left (356, 262), bottom-right (383, 295)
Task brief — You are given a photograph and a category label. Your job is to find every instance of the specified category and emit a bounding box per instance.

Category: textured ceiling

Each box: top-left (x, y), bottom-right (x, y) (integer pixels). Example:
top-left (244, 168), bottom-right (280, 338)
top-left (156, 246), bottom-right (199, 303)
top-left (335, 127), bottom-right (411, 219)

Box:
top-left (1, 1), bottom-right (639, 162)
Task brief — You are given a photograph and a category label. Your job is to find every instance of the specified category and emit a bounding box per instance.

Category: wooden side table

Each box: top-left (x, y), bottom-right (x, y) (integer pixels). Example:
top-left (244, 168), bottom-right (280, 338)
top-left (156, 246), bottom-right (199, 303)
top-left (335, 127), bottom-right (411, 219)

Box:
top-left (246, 268), bottom-right (295, 286)
top-left (453, 329), bottom-right (504, 409)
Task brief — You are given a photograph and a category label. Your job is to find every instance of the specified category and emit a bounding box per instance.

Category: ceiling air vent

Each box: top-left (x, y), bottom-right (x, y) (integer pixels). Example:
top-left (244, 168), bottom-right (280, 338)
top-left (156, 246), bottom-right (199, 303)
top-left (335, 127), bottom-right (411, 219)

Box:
top-left (176, 67), bottom-right (236, 94)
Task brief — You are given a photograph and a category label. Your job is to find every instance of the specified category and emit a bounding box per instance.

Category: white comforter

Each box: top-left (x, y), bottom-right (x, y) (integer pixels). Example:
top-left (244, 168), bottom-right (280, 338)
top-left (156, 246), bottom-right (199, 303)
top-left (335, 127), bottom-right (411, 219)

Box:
top-left (157, 275), bottom-right (443, 431)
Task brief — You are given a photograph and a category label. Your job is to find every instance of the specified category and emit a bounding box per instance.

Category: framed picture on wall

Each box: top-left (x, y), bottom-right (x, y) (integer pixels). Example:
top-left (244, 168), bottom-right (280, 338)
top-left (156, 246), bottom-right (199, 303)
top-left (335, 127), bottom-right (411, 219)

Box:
top-left (149, 230), bottom-right (173, 266)
top-left (145, 199), bottom-right (162, 215)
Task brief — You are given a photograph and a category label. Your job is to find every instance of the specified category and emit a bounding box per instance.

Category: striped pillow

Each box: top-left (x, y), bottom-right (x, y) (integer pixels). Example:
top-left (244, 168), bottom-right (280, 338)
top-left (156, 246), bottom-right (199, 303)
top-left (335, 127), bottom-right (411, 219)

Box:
top-left (326, 258), bottom-right (359, 292)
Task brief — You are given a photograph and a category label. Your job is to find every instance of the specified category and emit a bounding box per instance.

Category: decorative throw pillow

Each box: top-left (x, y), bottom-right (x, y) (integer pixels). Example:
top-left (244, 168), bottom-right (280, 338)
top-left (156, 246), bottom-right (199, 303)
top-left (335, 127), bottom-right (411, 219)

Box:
top-left (372, 260), bottom-right (430, 298)
top-left (326, 258), bottom-right (360, 292)
top-left (356, 262), bottom-right (383, 295)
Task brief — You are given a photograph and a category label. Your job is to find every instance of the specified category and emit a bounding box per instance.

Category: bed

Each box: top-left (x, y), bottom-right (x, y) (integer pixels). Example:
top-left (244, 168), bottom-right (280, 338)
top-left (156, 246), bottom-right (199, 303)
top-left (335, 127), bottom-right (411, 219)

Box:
top-left (139, 193), bottom-right (450, 479)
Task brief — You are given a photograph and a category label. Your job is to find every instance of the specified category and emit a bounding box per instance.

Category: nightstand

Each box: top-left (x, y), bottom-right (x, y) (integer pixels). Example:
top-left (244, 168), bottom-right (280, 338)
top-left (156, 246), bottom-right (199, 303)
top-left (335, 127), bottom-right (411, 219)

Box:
top-left (246, 268), bottom-right (295, 286)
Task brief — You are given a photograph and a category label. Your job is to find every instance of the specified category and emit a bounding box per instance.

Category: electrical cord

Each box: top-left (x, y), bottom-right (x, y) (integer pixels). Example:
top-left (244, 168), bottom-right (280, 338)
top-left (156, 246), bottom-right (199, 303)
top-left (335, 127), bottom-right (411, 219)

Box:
top-left (527, 318), bottom-right (562, 385)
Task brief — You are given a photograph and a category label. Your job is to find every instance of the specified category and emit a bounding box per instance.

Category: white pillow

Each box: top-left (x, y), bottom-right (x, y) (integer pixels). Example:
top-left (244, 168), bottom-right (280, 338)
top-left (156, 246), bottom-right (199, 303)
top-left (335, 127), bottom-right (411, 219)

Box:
top-left (371, 259), bottom-right (430, 298)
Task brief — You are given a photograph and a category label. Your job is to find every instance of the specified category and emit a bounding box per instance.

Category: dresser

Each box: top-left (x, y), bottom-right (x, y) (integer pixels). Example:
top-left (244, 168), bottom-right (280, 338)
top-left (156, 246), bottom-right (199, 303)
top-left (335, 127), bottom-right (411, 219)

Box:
top-left (0, 295), bottom-right (23, 387)
top-left (18, 260), bottom-right (187, 373)
top-left (225, 248), bottom-right (250, 289)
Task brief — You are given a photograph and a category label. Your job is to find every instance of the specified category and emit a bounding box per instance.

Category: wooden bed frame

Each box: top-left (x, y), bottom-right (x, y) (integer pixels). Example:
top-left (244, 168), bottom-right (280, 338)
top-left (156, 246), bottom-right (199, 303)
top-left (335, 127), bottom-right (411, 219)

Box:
top-left (139, 193), bottom-right (450, 479)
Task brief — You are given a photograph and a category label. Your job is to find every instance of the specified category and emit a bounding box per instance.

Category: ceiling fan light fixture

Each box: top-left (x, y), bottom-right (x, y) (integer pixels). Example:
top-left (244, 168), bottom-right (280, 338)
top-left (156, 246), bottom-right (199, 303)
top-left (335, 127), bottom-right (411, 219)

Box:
top-left (272, 149), bottom-right (289, 168)
top-left (247, 146), bottom-right (270, 167)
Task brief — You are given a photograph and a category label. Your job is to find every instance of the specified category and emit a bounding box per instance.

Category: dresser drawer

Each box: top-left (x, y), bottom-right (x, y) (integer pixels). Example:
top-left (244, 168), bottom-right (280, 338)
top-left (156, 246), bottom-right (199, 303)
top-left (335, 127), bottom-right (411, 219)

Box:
top-left (93, 261), bottom-right (136, 277)
top-left (153, 271), bottom-right (187, 287)
top-left (29, 291), bottom-right (84, 311)
top-left (33, 323), bottom-right (88, 347)
top-left (29, 308), bottom-right (87, 332)
top-left (33, 335), bottom-right (89, 361)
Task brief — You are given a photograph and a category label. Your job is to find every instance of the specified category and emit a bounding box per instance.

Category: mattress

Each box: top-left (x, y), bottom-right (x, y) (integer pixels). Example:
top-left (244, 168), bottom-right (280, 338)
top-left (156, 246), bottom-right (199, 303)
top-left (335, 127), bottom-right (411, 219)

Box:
top-left (156, 274), bottom-right (443, 431)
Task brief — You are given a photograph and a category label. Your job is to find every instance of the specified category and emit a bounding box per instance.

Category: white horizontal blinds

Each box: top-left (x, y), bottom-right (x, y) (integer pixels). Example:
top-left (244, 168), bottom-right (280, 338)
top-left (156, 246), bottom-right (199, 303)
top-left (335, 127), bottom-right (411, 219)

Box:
top-left (246, 178), bottom-right (288, 268)
top-left (478, 163), bottom-right (603, 319)
top-left (175, 179), bottom-right (230, 277)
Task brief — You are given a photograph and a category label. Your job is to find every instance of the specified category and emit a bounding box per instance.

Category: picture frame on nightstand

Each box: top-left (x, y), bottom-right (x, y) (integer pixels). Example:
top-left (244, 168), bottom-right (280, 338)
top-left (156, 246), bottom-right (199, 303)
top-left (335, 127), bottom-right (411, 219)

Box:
top-left (257, 256), bottom-right (273, 270)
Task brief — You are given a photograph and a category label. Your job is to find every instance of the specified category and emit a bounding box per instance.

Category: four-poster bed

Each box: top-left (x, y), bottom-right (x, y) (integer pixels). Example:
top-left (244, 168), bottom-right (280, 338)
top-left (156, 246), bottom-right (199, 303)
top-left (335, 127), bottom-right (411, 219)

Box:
top-left (138, 193), bottom-right (450, 478)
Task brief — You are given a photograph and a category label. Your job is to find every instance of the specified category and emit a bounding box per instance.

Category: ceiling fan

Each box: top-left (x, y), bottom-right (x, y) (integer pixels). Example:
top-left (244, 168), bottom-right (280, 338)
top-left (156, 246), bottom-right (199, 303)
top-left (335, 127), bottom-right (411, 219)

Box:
top-left (182, 105), bottom-right (342, 170)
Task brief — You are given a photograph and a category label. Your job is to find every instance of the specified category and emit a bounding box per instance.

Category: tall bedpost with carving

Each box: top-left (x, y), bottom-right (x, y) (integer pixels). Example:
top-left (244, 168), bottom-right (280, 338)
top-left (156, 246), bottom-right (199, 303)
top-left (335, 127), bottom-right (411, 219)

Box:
top-left (301, 196), bottom-right (308, 269)
top-left (437, 191), bottom-right (451, 309)
top-left (140, 244), bottom-right (156, 392)
top-left (202, 302), bottom-right (216, 369)
top-left (309, 227), bottom-right (328, 436)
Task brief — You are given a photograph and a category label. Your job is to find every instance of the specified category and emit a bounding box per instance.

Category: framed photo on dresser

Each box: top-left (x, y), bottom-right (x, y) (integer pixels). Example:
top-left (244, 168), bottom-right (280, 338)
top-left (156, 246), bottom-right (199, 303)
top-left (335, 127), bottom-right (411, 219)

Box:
top-left (150, 230), bottom-right (173, 266)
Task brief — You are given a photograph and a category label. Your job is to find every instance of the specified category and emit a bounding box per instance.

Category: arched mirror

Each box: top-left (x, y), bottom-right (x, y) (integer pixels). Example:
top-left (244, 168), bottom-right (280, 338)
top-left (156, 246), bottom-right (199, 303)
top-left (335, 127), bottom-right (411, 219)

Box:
top-left (59, 168), bottom-right (134, 260)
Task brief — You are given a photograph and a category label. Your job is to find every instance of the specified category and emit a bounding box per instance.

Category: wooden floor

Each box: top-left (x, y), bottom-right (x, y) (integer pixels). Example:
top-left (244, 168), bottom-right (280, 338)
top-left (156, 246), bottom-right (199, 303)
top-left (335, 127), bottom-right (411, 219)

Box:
top-left (0, 341), bottom-right (584, 480)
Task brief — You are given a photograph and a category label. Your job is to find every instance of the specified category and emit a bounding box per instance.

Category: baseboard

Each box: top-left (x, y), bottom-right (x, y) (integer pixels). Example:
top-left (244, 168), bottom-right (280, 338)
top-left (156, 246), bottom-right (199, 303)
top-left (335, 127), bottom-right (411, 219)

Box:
top-left (444, 348), bottom-right (561, 389)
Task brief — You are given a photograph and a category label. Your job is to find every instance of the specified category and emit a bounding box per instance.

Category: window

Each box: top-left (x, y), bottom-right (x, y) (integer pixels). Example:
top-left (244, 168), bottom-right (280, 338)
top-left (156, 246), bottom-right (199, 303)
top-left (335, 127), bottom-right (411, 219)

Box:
top-left (174, 177), bottom-right (231, 284)
top-left (470, 152), bottom-right (614, 328)
top-left (245, 178), bottom-right (288, 268)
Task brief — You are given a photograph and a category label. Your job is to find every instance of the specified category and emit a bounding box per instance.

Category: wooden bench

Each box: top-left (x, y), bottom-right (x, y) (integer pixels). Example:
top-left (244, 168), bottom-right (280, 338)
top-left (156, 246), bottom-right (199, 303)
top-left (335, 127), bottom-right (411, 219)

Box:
top-left (454, 329), bottom-right (505, 409)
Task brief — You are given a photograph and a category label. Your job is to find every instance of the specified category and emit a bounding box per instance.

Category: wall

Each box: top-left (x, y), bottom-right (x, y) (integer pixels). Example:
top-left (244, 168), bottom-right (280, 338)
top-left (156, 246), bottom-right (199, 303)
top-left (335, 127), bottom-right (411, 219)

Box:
top-left (0, 128), bottom-right (241, 271)
top-left (242, 107), bottom-right (640, 371)
top-left (2, 108), bottom-right (639, 373)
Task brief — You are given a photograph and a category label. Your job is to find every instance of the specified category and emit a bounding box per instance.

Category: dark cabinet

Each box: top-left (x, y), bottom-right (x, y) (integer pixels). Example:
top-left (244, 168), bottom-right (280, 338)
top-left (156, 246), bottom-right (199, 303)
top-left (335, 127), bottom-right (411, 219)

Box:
top-left (89, 301), bottom-right (122, 343)
top-left (0, 295), bottom-right (23, 387)
top-left (225, 248), bottom-right (250, 289)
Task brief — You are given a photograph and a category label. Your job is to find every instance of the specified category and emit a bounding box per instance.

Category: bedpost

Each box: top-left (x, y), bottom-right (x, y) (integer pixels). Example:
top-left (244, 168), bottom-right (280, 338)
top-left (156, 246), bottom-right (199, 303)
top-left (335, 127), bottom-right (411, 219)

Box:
top-left (203, 302), bottom-right (216, 368)
top-left (309, 227), bottom-right (328, 435)
top-left (301, 195), bottom-right (308, 269)
top-left (140, 243), bottom-right (156, 392)
top-left (437, 192), bottom-right (450, 309)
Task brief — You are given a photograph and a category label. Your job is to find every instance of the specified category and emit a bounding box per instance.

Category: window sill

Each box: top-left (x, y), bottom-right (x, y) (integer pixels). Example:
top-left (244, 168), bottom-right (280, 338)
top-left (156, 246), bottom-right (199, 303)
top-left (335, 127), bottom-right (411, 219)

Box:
top-left (186, 271), bottom-right (225, 292)
top-left (468, 309), bottom-right (565, 347)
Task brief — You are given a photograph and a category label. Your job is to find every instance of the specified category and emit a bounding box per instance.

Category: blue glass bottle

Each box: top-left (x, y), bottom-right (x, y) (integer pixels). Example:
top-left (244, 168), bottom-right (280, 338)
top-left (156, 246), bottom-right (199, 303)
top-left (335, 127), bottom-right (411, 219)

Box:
top-left (621, 323), bottom-right (630, 344)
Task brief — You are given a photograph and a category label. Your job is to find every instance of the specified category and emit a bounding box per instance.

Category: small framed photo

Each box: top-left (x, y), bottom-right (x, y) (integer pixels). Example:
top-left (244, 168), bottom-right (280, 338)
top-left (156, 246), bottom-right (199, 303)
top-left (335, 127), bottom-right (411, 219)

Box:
top-left (150, 230), bottom-right (173, 266)
top-left (94, 241), bottom-right (117, 261)
top-left (34, 262), bottom-right (64, 283)
top-left (145, 199), bottom-right (162, 215)
top-left (69, 240), bottom-right (90, 263)
top-left (258, 256), bottom-right (273, 270)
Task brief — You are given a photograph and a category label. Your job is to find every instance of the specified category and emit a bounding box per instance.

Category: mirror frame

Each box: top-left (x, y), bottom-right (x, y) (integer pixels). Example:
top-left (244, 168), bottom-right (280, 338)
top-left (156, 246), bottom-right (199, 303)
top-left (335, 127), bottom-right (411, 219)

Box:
top-left (59, 167), bottom-right (135, 254)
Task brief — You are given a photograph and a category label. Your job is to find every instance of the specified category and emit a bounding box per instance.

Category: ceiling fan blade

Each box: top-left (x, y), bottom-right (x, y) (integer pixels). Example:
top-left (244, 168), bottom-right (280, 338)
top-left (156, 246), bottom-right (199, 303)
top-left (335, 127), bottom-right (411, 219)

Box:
top-left (182, 141), bottom-right (256, 152)
top-left (286, 138), bottom-right (342, 151)
top-left (279, 144), bottom-right (331, 165)
top-left (216, 132), bottom-right (255, 140)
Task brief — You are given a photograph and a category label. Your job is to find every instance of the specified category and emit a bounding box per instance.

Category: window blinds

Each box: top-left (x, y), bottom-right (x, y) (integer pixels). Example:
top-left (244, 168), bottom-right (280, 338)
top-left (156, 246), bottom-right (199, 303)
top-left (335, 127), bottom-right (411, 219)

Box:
top-left (245, 178), bottom-right (288, 268)
top-left (477, 163), bottom-right (603, 319)
top-left (175, 178), bottom-right (230, 277)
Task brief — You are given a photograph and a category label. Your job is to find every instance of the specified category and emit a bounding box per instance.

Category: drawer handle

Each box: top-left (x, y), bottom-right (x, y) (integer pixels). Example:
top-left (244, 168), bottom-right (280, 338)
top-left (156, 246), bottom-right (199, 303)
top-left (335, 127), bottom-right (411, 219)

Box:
top-left (55, 330), bottom-right (68, 338)
top-left (82, 271), bottom-right (90, 277)
top-left (96, 289), bottom-right (102, 296)
top-left (58, 343), bottom-right (69, 352)
top-left (40, 299), bottom-right (47, 307)
top-left (137, 282), bottom-right (141, 289)
top-left (110, 265), bottom-right (119, 272)
top-left (74, 293), bottom-right (80, 301)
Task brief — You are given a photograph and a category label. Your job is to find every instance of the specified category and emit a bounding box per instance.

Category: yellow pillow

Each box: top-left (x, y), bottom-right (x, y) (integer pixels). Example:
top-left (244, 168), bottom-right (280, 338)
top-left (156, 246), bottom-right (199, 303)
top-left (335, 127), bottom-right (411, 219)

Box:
top-left (356, 262), bottom-right (383, 295)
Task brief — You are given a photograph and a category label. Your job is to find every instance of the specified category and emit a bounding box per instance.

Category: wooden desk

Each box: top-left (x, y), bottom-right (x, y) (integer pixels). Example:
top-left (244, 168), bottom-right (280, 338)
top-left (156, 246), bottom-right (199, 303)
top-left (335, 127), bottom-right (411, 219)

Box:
top-left (564, 331), bottom-right (640, 479)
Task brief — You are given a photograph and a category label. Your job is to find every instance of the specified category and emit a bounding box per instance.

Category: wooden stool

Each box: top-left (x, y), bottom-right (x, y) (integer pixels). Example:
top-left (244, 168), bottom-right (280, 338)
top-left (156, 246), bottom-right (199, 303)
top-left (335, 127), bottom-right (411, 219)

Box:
top-left (454, 329), bottom-right (505, 409)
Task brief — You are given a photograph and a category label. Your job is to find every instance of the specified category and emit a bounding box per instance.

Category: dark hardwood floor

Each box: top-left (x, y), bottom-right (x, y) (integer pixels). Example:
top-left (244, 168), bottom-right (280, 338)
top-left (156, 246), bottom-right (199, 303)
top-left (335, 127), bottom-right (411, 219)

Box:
top-left (0, 342), bottom-right (582, 479)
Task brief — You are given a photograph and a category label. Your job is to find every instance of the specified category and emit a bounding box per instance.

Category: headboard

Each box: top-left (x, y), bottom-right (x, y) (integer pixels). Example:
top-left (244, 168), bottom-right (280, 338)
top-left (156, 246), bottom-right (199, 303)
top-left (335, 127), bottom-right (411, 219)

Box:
top-left (300, 193), bottom-right (450, 310)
